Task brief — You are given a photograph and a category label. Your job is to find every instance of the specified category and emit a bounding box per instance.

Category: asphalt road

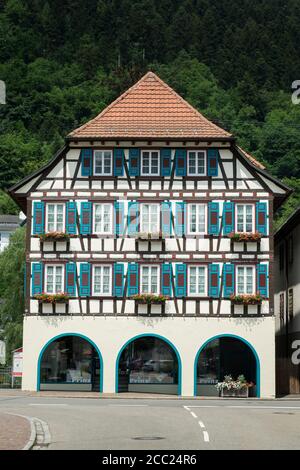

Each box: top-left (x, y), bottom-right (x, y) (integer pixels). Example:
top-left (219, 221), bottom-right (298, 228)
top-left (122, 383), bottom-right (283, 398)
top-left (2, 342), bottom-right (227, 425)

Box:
top-left (0, 394), bottom-right (300, 450)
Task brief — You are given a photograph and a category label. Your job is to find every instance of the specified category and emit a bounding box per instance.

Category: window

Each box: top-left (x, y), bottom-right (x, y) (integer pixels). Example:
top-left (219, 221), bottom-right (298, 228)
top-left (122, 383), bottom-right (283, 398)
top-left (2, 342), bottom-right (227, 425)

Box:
top-left (46, 204), bottom-right (64, 232)
top-left (288, 288), bottom-right (293, 321)
top-left (141, 265), bottom-right (159, 294)
top-left (279, 292), bottom-right (285, 328)
top-left (93, 265), bottom-right (112, 295)
top-left (140, 204), bottom-right (160, 233)
top-left (236, 266), bottom-right (255, 294)
top-left (45, 265), bottom-right (64, 293)
top-left (188, 204), bottom-right (206, 234)
top-left (93, 204), bottom-right (113, 234)
top-left (236, 204), bottom-right (254, 232)
top-left (188, 151), bottom-right (206, 176)
top-left (189, 266), bottom-right (207, 296)
top-left (94, 150), bottom-right (112, 176)
top-left (141, 151), bottom-right (159, 176)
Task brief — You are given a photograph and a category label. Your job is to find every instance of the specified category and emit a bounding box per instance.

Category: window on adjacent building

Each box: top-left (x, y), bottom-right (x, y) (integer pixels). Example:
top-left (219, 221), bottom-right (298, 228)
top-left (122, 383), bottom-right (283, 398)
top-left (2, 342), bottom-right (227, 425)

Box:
top-left (288, 288), bottom-right (293, 321)
top-left (45, 265), bottom-right (64, 293)
top-left (188, 266), bottom-right (207, 296)
top-left (279, 292), bottom-right (285, 328)
top-left (188, 204), bottom-right (206, 234)
top-left (93, 204), bottom-right (113, 234)
top-left (187, 151), bottom-right (206, 176)
top-left (46, 204), bottom-right (64, 232)
top-left (236, 266), bottom-right (255, 295)
top-left (141, 151), bottom-right (159, 176)
top-left (140, 204), bottom-right (160, 233)
top-left (236, 204), bottom-right (254, 232)
top-left (141, 265), bottom-right (159, 294)
top-left (94, 150), bottom-right (112, 175)
top-left (93, 265), bottom-right (112, 295)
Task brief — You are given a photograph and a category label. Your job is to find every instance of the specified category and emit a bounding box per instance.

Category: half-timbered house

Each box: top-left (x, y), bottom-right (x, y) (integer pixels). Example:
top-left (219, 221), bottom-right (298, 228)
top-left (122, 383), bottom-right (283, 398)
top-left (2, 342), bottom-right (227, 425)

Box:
top-left (10, 72), bottom-right (291, 397)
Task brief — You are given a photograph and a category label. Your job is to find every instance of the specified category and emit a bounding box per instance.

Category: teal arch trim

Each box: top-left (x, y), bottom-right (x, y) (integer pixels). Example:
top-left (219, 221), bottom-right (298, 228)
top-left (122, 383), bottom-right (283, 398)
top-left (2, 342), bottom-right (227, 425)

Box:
top-left (194, 334), bottom-right (260, 398)
top-left (37, 333), bottom-right (104, 393)
top-left (115, 333), bottom-right (182, 395)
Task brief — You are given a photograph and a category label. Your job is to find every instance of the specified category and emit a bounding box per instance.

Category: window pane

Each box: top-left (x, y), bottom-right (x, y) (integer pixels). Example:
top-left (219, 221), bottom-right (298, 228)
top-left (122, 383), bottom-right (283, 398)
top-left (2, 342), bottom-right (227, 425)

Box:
top-left (198, 267), bottom-right (205, 294)
top-left (197, 152), bottom-right (205, 174)
top-left (237, 267), bottom-right (244, 294)
top-left (245, 206), bottom-right (253, 232)
top-left (198, 205), bottom-right (205, 232)
top-left (95, 152), bottom-right (103, 174)
top-left (237, 206), bottom-right (244, 232)
top-left (189, 152), bottom-right (196, 174)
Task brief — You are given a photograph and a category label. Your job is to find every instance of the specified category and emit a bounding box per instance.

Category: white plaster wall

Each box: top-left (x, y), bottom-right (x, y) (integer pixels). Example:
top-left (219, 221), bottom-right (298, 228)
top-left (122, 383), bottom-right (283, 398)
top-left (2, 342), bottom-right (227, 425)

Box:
top-left (22, 315), bottom-right (276, 398)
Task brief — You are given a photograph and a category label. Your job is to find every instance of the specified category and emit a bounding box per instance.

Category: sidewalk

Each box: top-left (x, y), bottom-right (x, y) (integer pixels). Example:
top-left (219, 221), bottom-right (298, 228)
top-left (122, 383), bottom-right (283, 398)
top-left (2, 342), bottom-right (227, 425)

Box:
top-left (0, 412), bottom-right (32, 450)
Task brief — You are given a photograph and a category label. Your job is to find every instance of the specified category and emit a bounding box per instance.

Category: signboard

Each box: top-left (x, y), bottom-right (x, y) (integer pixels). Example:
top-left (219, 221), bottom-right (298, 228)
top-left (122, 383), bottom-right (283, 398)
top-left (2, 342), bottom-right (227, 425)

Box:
top-left (12, 348), bottom-right (23, 377)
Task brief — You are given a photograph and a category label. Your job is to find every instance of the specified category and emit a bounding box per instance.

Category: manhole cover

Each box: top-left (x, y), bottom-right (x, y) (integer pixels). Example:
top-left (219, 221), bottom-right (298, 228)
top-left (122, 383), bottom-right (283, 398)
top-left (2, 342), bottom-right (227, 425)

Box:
top-left (132, 437), bottom-right (165, 441)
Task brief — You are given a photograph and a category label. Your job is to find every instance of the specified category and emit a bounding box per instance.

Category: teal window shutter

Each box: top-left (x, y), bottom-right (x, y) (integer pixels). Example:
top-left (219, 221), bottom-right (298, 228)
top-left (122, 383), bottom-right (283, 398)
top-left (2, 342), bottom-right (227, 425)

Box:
top-left (223, 202), bottom-right (234, 235)
top-left (129, 148), bottom-right (140, 176)
top-left (81, 148), bottom-right (93, 176)
top-left (175, 202), bottom-right (186, 236)
top-left (208, 202), bottom-right (220, 235)
top-left (256, 202), bottom-right (268, 235)
top-left (127, 202), bottom-right (139, 236)
top-left (209, 264), bottom-right (220, 298)
top-left (127, 263), bottom-right (139, 296)
top-left (161, 148), bottom-right (172, 176)
top-left (114, 201), bottom-right (125, 236)
top-left (207, 149), bottom-right (219, 176)
top-left (80, 202), bottom-right (92, 235)
top-left (32, 262), bottom-right (43, 295)
top-left (161, 263), bottom-right (172, 296)
top-left (114, 148), bottom-right (124, 176)
top-left (33, 201), bottom-right (45, 235)
top-left (66, 263), bottom-right (76, 296)
top-left (66, 201), bottom-right (77, 234)
top-left (79, 263), bottom-right (91, 296)
top-left (257, 263), bottom-right (268, 297)
top-left (223, 264), bottom-right (235, 298)
top-left (114, 263), bottom-right (124, 297)
top-left (175, 264), bottom-right (186, 297)
top-left (175, 149), bottom-right (187, 176)
top-left (161, 201), bottom-right (172, 237)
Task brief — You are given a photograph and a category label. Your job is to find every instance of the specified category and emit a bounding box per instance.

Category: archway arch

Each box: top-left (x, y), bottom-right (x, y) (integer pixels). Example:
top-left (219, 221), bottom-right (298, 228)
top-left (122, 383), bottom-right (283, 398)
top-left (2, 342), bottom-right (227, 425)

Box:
top-left (37, 333), bottom-right (103, 392)
top-left (116, 334), bottom-right (182, 395)
top-left (194, 334), bottom-right (260, 397)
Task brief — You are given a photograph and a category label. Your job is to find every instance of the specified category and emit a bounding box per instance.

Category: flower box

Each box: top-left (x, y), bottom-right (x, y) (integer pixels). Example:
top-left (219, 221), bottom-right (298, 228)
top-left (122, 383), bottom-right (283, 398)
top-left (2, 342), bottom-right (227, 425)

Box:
top-left (132, 294), bottom-right (168, 305)
top-left (230, 294), bottom-right (263, 305)
top-left (39, 232), bottom-right (71, 243)
top-left (135, 231), bottom-right (164, 240)
top-left (221, 386), bottom-right (249, 398)
top-left (34, 293), bottom-right (70, 304)
top-left (216, 375), bottom-right (253, 398)
top-left (228, 231), bottom-right (262, 243)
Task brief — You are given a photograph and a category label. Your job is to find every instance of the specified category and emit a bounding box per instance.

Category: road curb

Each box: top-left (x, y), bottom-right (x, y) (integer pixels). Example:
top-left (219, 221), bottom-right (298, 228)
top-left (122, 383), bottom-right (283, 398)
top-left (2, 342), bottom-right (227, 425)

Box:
top-left (5, 413), bottom-right (51, 450)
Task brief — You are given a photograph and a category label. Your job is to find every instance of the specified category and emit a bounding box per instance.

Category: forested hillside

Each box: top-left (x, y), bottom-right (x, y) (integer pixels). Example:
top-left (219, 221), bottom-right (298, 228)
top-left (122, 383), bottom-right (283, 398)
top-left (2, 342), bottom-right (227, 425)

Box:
top-left (1, 0), bottom-right (300, 356)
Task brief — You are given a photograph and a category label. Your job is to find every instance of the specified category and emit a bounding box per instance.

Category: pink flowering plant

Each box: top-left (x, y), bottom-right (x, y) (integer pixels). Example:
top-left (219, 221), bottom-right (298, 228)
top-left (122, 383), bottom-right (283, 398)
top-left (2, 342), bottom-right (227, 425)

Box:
top-left (230, 293), bottom-right (263, 304)
top-left (34, 292), bottom-right (70, 304)
top-left (216, 375), bottom-right (253, 392)
top-left (228, 231), bottom-right (262, 242)
top-left (39, 231), bottom-right (71, 242)
top-left (132, 293), bottom-right (169, 304)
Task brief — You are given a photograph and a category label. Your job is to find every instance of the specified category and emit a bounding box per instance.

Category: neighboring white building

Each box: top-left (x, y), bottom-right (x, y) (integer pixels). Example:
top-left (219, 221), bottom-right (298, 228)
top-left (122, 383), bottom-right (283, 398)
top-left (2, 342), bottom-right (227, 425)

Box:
top-left (274, 207), bottom-right (300, 395)
top-left (0, 214), bottom-right (21, 251)
top-left (9, 72), bottom-right (291, 397)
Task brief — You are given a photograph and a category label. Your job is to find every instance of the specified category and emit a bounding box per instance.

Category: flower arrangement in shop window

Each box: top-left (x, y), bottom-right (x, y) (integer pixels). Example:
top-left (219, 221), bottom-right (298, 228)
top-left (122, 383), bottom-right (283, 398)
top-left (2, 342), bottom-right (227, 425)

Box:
top-left (230, 293), bottom-right (263, 305)
top-left (228, 231), bottom-right (262, 242)
top-left (216, 375), bottom-right (253, 393)
top-left (132, 293), bottom-right (169, 304)
top-left (39, 231), bottom-right (71, 242)
top-left (34, 293), bottom-right (70, 304)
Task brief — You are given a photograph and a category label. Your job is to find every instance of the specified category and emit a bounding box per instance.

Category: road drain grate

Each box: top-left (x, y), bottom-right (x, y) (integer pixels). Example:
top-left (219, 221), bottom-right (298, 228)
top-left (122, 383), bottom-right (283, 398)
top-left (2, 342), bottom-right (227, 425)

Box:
top-left (132, 437), bottom-right (165, 441)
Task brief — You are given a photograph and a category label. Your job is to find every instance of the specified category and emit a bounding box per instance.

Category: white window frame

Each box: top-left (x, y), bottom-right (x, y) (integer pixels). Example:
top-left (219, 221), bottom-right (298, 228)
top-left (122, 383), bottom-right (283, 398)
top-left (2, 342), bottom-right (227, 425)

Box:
top-left (92, 265), bottom-right (112, 296)
top-left (235, 204), bottom-right (255, 233)
top-left (140, 265), bottom-right (160, 294)
top-left (93, 150), bottom-right (113, 176)
top-left (188, 265), bottom-right (207, 296)
top-left (44, 264), bottom-right (64, 294)
top-left (187, 150), bottom-right (207, 176)
top-left (140, 203), bottom-right (160, 233)
top-left (93, 203), bottom-right (113, 234)
top-left (141, 150), bottom-right (160, 176)
top-left (236, 265), bottom-right (255, 295)
top-left (187, 203), bottom-right (207, 235)
top-left (45, 203), bottom-right (65, 233)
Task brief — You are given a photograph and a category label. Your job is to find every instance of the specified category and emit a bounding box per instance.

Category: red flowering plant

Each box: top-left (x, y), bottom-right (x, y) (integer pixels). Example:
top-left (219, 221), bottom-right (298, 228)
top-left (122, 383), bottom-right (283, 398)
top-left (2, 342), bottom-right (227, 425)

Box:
top-left (230, 293), bottom-right (263, 305)
top-left (132, 293), bottom-right (169, 304)
top-left (39, 231), bottom-right (71, 242)
top-left (228, 231), bottom-right (262, 242)
top-left (34, 292), bottom-right (70, 304)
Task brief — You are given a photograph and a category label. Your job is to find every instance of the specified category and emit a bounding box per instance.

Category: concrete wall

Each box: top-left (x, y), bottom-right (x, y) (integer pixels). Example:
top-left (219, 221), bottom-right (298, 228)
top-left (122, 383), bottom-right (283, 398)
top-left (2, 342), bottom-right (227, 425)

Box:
top-left (22, 315), bottom-right (276, 398)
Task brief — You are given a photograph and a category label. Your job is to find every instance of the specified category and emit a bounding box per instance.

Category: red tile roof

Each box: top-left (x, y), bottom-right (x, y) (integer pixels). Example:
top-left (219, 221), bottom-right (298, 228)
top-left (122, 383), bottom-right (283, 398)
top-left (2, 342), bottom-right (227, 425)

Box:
top-left (68, 72), bottom-right (232, 140)
top-left (237, 146), bottom-right (265, 170)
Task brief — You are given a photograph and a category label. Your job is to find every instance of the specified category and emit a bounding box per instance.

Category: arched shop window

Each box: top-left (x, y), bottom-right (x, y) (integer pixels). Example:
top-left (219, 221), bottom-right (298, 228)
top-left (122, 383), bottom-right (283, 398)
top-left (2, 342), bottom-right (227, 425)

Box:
top-left (196, 336), bottom-right (258, 397)
top-left (118, 336), bottom-right (179, 395)
top-left (39, 335), bottom-right (101, 392)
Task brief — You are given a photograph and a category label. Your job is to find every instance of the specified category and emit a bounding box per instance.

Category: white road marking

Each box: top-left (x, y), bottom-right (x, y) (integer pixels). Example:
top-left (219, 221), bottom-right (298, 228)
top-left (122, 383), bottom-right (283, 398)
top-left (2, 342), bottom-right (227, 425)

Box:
top-left (184, 406), bottom-right (190, 411)
top-left (199, 421), bottom-right (205, 428)
top-left (190, 411), bottom-right (198, 419)
top-left (29, 403), bottom-right (68, 406)
top-left (183, 406), bottom-right (210, 445)
top-left (203, 431), bottom-right (210, 442)
top-left (108, 404), bottom-right (148, 407)
top-left (187, 405), bottom-right (300, 410)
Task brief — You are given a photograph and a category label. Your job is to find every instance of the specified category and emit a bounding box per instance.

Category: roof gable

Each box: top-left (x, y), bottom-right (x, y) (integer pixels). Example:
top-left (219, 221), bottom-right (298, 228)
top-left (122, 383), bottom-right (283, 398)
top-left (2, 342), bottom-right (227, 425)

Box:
top-left (68, 72), bottom-right (232, 140)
